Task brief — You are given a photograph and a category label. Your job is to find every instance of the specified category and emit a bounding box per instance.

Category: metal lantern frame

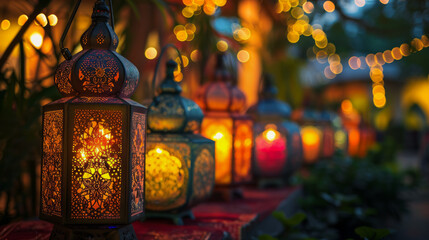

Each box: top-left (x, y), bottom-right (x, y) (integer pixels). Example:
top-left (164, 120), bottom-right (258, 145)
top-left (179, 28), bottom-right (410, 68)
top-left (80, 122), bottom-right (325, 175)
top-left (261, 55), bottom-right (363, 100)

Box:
top-left (197, 54), bottom-right (254, 191)
top-left (144, 47), bottom-right (215, 224)
top-left (248, 74), bottom-right (302, 187)
top-left (40, 0), bottom-right (146, 239)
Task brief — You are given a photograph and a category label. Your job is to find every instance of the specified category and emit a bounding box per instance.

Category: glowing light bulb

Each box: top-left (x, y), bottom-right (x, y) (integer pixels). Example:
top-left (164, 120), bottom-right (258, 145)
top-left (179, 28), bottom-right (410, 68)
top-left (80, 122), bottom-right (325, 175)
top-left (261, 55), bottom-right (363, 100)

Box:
top-left (156, 148), bottom-right (163, 154)
top-left (145, 47), bottom-right (157, 60)
top-left (30, 32), bottom-right (43, 49)
top-left (213, 132), bottom-right (224, 140)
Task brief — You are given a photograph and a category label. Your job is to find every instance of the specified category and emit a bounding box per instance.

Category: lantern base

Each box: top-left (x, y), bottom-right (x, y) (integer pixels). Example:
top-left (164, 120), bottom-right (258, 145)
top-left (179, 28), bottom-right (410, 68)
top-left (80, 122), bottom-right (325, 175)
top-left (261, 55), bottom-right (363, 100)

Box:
top-left (257, 178), bottom-right (286, 189)
top-left (143, 209), bottom-right (195, 226)
top-left (49, 224), bottom-right (137, 240)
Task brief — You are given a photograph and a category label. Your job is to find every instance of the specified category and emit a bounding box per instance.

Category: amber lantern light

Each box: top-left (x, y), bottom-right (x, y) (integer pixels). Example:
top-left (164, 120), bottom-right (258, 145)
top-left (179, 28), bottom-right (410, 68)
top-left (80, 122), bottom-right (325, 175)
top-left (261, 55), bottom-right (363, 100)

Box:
top-left (40, 0), bottom-right (146, 239)
top-left (196, 53), bottom-right (253, 194)
top-left (144, 46), bottom-right (215, 225)
top-left (247, 74), bottom-right (303, 187)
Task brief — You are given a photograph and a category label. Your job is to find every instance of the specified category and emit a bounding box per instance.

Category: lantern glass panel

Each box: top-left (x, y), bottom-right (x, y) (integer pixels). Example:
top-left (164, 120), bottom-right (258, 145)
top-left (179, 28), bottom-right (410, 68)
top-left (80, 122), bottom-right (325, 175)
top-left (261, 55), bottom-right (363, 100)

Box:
top-left (41, 110), bottom-right (64, 217)
top-left (301, 125), bottom-right (322, 163)
top-left (145, 142), bottom-right (190, 211)
top-left (348, 127), bottom-right (360, 156)
top-left (201, 117), bottom-right (233, 185)
top-left (145, 134), bottom-right (215, 212)
top-left (254, 123), bottom-right (287, 177)
top-left (234, 119), bottom-right (253, 183)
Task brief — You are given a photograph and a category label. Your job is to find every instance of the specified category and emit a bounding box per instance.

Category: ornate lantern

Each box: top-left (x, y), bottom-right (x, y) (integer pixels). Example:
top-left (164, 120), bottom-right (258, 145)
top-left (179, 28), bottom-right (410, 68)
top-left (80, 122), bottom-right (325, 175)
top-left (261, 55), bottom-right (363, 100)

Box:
top-left (40, 1), bottom-right (146, 239)
top-left (145, 48), bottom-right (215, 225)
top-left (247, 74), bottom-right (302, 186)
top-left (196, 54), bottom-right (253, 191)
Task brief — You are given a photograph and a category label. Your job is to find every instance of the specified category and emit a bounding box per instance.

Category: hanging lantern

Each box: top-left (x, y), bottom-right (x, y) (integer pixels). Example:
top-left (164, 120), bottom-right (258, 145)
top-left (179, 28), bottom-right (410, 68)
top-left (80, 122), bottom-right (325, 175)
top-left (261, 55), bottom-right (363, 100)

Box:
top-left (196, 53), bottom-right (253, 190)
top-left (40, 1), bottom-right (146, 238)
top-left (247, 74), bottom-right (302, 186)
top-left (145, 47), bottom-right (215, 225)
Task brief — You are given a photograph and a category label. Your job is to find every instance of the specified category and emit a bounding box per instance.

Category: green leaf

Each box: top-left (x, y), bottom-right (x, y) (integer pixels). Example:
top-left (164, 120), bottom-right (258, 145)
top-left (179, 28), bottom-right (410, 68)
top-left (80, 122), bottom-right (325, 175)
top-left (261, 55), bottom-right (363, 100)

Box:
top-left (355, 226), bottom-right (391, 240)
top-left (272, 211), bottom-right (306, 228)
top-left (258, 234), bottom-right (278, 240)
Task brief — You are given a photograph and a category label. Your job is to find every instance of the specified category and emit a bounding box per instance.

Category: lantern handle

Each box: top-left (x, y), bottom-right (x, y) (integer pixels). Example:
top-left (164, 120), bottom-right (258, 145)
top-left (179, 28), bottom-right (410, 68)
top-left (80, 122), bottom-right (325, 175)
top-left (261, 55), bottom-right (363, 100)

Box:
top-left (60, 0), bottom-right (115, 60)
top-left (151, 44), bottom-right (184, 95)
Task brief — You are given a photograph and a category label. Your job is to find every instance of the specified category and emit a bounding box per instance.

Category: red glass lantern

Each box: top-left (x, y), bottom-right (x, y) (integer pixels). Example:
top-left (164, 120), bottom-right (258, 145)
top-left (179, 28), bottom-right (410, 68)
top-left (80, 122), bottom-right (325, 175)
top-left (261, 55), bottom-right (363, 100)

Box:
top-left (196, 54), bottom-right (253, 189)
top-left (247, 74), bottom-right (302, 186)
top-left (40, 1), bottom-right (146, 239)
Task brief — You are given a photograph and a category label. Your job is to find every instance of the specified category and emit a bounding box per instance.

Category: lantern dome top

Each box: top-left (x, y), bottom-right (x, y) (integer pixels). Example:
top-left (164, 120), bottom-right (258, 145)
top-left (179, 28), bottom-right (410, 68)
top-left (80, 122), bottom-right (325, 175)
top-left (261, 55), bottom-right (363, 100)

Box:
top-left (247, 73), bottom-right (291, 119)
top-left (148, 60), bottom-right (204, 133)
top-left (54, 0), bottom-right (139, 98)
top-left (195, 53), bottom-right (246, 112)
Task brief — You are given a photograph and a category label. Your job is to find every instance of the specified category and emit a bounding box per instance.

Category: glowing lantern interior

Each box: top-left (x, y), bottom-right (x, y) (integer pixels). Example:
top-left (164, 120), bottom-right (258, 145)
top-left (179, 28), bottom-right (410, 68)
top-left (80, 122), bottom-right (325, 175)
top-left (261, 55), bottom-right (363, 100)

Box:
top-left (233, 120), bottom-right (253, 183)
top-left (145, 145), bottom-right (188, 211)
top-left (301, 126), bottom-right (322, 163)
top-left (348, 127), bottom-right (360, 156)
top-left (255, 124), bottom-right (287, 176)
top-left (201, 118), bottom-right (233, 185)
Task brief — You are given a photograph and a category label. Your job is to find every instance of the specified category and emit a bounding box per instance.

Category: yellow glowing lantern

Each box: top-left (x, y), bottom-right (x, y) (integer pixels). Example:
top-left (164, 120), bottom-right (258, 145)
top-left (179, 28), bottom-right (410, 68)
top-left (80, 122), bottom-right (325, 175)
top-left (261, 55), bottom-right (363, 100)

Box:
top-left (301, 125), bottom-right (322, 164)
top-left (196, 53), bottom-right (253, 189)
top-left (145, 51), bottom-right (215, 224)
top-left (40, 0), bottom-right (146, 238)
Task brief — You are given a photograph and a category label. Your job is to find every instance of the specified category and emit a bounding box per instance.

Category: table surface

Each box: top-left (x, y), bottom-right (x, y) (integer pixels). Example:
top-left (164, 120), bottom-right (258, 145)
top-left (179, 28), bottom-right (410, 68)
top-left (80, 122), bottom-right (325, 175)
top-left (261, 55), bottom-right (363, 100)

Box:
top-left (0, 186), bottom-right (297, 240)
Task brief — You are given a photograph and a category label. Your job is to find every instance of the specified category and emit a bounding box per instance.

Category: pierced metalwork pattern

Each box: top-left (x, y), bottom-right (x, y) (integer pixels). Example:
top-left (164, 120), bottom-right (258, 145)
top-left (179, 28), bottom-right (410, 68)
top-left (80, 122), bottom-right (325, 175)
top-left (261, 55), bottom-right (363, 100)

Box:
top-left (192, 148), bottom-right (214, 201)
top-left (145, 142), bottom-right (190, 211)
top-left (77, 50), bottom-right (121, 94)
top-left (96, 33), bottom-right (105, 45)
top-left (41, 110), bottom-right (63, 217)
top-left (148, 94), bottom-right (185, 132)
top-left (114, 53), bottom-right (139, 98)
top-left (131, 113), bottom-right (146, 217)
top-left (71, 109), bottom-right (123, 219)
top-left (71, 97), bottom-right (123, 104)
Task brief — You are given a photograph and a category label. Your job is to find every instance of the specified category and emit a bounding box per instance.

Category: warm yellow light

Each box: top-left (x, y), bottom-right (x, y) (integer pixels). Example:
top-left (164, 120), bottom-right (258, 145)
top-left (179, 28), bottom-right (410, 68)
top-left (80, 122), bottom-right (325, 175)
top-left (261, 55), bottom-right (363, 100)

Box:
top-left (348, 56), bottom-right (361, 70)
top-left (18, 14), bottom-right (28, 26)
top-left (400, 43), bottom-right (410, 56)
top-left (216, 40), bottom-right (228, 52)
top-left (190, 49), bottom-right (199, 62)
top-left (237, 50), bottom-right (250, 63)
top-left (379, 0), bottom-right (389, 4)
top-left (176, 30), bottom-right (188, 42)
top-left (213, 132), bottom-right (224, 140)
top-left (301, 126), bottom-right (321, 163)
top-left (30, 32), bottom-right (43, 49)
top-left (303, 2), bottom-right (314, 14)
top-left (323, 1), bottom-right (335, 12)
top-left (176, 55), bottom-right (189, 67)
top-left (411, 38), bottom-right (424, 51)
top-left (382, 50), bottom-right (394, 63)
top-left (182, 7), bottom-right (194, 18)
top-left (203, 3), bottom-right (217, 15)
top-left (330, 62), bottom-right (343, 74)
top-left (324, 66), bottom-right (336, 79)
top-left (355, 0), bottom-right (366, 7)
top-left (302, 127), bottom-right (320, 146)
top-left (391, 47), bottom-right (402, 60)
top-left (291, 7), bottom-right (304, 19)
top-left (372, 84), bottom-right (385, 95)
top-left (155, 148), bottom-right (163, 154)
top-left (263, 129), bottom-right (279, 142)
top-left (1, 19), bottom-right (10, 30)
top-left (48, 14), bottom-right (58, 26)
top-left (145, 47), bottom-right (157, 60)
top-left (287, 31), bottom-right (300, 43)
top-left (341, 99), bottom-right (353, 114)
top-left (35, 13), bottom-right (48, 27)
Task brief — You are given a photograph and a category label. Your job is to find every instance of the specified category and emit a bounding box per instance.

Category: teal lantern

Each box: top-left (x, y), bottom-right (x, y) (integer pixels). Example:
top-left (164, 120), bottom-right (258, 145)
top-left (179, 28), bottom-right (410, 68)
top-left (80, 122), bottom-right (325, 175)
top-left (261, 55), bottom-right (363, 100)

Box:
top-left (144, 47), bottom-right (215, 225)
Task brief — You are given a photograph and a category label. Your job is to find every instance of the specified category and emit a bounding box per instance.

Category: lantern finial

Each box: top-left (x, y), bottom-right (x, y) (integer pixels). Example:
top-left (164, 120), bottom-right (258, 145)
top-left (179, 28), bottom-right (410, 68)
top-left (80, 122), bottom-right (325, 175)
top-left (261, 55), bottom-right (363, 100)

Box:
top-left (158, 60), bottom-right (182, 94)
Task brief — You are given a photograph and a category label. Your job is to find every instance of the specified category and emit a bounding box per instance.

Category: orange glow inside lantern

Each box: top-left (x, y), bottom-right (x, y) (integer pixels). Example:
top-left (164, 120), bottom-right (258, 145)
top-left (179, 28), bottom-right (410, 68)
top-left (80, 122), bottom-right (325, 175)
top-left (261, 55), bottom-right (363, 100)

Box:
top-left (301, 126), bottom-right (322, 163)
top-left (348, 127), bottom-right (360, 156)
top-left (201, 118), bottom-right (233, 184)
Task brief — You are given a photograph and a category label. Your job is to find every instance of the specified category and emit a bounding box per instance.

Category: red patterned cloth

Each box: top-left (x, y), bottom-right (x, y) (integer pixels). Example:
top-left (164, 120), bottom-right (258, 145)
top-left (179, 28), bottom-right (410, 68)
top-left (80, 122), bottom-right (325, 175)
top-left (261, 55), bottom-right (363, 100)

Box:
top-left (0, 187), bottom-right (296, 240)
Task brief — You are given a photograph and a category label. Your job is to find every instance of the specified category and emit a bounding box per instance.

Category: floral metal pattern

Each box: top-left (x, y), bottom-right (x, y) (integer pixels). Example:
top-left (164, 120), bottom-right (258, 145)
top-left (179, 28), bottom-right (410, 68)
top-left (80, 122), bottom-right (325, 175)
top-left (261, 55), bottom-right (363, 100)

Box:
top-left (145, 142), bottom-right (190, 211)
top-left (131, 112), bottom-right (145, 217)
top-left (71, 109), bottom-right (123, 219)
top-left (41, 110), bottom-right (63, 217)
top-left (77, 50), bottom-right (120, 94)
top-left (191, 148), bottom-right (214, 201)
